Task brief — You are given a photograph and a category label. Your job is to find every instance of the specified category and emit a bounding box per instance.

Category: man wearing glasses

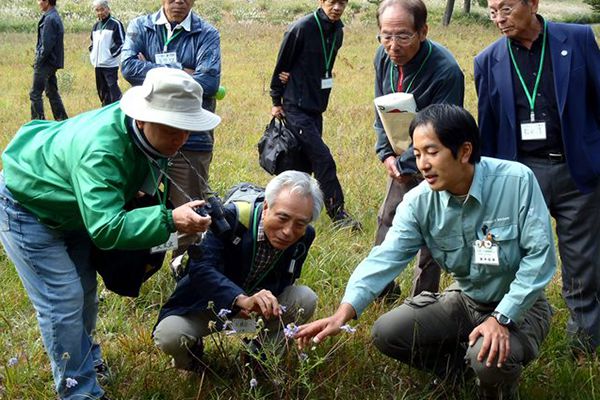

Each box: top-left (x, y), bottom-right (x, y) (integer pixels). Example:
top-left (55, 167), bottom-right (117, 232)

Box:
top-left (269, 0), bottom-right (361, 230)
top-left (372, 0), bottom-right (464, 297)
top-left (475, 0), bottom-right (600, 360)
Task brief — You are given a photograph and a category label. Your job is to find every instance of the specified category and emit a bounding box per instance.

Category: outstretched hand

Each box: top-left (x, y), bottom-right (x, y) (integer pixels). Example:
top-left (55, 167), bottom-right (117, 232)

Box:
top-left (294, 303), bottom-right (356, 349)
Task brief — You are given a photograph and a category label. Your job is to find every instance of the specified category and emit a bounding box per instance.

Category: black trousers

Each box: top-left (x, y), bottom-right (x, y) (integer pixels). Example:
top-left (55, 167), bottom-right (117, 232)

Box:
top-left (95, 67), bottom-right (122, 106)
top-left (284, 104), bottom-right (345, 218)
top-left (29, 63), bottom-right (68, 121)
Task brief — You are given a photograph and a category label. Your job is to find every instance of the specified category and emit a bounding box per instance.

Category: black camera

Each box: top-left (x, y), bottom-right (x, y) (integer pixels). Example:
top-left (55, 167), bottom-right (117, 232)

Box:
top-left (195, 195), bottom-right (231, 239)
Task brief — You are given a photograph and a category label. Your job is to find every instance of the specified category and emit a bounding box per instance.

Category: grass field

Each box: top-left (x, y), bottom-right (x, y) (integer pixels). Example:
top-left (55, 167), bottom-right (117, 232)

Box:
top-left (1, 1), bottom-right (600, 399)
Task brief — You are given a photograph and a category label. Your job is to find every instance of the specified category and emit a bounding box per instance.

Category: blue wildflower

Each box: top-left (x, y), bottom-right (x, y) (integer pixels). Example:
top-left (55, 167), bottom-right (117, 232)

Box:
top-left (250, 378), bottom-right (258, 389)
top-left (340, 324), bottom-right (357, 334)
top-left (7, 357), bottom-right (18, 367)
top-left (284, 323), bottom-right (299, 339)
top-left (279, 305), bottom-right (287, 313)
top-left (217, 308), bottom-right (232, 319)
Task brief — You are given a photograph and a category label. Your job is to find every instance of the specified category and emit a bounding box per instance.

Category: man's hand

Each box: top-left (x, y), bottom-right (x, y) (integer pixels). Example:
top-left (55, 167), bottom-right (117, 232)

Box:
top-left (137, 52), bottom-right (147, 61)
top-left (172, 200), bottom-right (211, 234)
top-left (295, 303), bottom-right (356, 349)
top-left (278, 71), bottom-right (290, 84)
top-left (271, 105), bottom-right (285, 119)
top-left (235, 289), bottom-right (281, 320)
top-left (383, 155), bottom-right (413, 183)
top-left (468, 316), bottom-right (511, 368)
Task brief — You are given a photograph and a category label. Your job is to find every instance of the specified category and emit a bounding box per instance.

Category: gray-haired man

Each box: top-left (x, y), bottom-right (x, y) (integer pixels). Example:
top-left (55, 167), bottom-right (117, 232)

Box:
top-left (154, 170), bottom-right (323, 371)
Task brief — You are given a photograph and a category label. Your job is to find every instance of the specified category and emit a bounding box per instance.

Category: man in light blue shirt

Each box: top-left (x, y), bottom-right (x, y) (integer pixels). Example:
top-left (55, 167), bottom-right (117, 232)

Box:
top-left (296, 104), bottom-right (556, 399)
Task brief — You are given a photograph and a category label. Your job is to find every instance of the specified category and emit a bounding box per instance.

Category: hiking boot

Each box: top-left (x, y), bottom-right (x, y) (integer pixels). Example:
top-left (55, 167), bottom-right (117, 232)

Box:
top-left (332, 210), bottom-right (362, 231)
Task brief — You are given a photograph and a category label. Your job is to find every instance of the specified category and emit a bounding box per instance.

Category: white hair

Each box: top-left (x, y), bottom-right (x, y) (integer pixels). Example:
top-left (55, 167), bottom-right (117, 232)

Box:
top-left (265, 170), bottom-right (323, 223)
top-left (92, 0), bottom-right (109, 9)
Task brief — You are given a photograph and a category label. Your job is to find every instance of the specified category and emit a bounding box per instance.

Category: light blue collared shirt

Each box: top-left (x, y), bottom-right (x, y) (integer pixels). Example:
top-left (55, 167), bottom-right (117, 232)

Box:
top-left (342, 157), bottom-right (556, 322)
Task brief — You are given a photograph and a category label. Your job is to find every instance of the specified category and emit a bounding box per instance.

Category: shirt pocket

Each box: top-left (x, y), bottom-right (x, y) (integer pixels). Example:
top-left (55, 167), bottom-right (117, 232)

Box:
top-left (429, 234), bottom-right (469, 278)
top-left (470, 223), bottom-right (519, 283)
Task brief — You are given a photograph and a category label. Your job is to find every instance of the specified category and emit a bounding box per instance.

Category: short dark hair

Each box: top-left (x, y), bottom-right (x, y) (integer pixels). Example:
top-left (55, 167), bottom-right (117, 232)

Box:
top-left (376, 0), bottom-right (427, 32)
top-left (409, 104), bottom-right (481, 164)
top-left (48, 0), bottom-right (57, 6)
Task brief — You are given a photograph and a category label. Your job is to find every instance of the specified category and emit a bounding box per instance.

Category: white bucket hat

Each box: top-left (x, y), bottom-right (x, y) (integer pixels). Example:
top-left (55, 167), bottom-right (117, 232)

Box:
top-left (120, 67), bottom-right (221, 132)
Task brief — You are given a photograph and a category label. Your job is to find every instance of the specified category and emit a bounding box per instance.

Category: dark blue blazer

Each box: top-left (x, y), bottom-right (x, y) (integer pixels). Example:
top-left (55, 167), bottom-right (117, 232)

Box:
top-left (157, 202), bottom-right (315, 323)
top-left (475, 21), bottom-right (600, 193)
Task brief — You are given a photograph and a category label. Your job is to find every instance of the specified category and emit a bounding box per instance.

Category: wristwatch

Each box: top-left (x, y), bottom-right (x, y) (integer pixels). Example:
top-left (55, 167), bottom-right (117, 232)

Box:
top-left (491, 311), bottom-right (513, 327)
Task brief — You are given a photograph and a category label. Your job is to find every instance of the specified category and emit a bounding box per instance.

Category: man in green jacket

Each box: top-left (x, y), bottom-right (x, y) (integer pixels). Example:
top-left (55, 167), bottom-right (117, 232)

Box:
top-left (0, 67), bottom-right (219, 400)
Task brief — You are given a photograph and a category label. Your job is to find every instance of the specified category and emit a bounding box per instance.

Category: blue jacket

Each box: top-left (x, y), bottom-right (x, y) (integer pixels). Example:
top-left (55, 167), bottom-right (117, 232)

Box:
top-left (35, 7), bottom-right (64, 69)
top-left (156, 201), bottom-right (315, 322)
top-left (121, 11), bottom-right (221, 152)
top-left (475, 21), bottom-right (600, 193)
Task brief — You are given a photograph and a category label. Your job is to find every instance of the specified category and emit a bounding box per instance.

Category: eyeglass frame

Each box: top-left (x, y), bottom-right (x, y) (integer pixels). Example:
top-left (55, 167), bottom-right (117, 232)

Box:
top-left (489, 5), bottom-right (517, 20)
top-left (376, 32), bottom-right (418, 45)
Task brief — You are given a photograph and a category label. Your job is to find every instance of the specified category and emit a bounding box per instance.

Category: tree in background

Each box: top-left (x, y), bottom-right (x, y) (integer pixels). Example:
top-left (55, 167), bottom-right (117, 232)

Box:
top-left (585, 0), bottom-right (600, 14)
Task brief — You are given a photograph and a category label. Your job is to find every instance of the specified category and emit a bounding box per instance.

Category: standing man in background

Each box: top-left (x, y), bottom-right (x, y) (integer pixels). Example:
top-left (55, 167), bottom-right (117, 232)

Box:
top-left (121, 0), bottom-right (221, 236)
top-left (475, 0), bottom-right (600, 359)
top-left (372, 0), bottom-right (464, 296)
top-left (270, 0), bottom-right (360, 230)
top-left (89, 0), bottom-right (125, 106)
top-left (30, 0), bottom-right (68, 121)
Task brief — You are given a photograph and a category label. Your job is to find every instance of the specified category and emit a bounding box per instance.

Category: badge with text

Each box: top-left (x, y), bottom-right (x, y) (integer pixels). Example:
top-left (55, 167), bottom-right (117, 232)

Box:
top-left (520, 121), bottom-right (547, 141)
top-left (150, 232), bottom-right (178, 253)
top-left (231, 317), bottom-right (257, 333)
top-left (321, 77), bottom-right (333, 90)
top-left (155, 52), bottom-right (178, 65)
top-left (473, 239), bottom-right (500, 266)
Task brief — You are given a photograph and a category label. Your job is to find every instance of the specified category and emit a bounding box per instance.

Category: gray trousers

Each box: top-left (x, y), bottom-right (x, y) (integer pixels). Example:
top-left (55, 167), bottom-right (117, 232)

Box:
top-left (371, 287), bottom-right (552, 392)
top-left (521, 156), bottom-right (600, 351)
top-left (154, 285), bottom-right (317, 370)
top-left (376, 176), bottom-right (442, 295)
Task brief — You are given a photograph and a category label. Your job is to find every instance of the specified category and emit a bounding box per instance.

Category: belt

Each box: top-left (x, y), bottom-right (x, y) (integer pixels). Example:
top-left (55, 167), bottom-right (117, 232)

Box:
top-left (526, 152), bottom-right (565, 163)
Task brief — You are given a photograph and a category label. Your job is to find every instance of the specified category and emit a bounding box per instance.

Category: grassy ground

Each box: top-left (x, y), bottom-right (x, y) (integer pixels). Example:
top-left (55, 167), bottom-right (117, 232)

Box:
top-left (1, 1), bottom-right (600, 399)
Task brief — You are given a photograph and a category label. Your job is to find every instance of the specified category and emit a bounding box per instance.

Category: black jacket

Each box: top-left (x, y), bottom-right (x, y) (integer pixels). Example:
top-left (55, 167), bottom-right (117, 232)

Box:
top-left (157, 201), bottom-right (315, 322)
top-left (270, 8), bottom-right (344, 113)
top-left (35, 7), bottom-right (64, 69)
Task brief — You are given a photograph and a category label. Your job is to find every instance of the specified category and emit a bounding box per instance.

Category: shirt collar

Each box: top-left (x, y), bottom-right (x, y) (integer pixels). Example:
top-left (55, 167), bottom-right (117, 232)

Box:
top-left (157, 8), bottom-right (192, 32)
top-left (439, 161), bottom-right (482, 207)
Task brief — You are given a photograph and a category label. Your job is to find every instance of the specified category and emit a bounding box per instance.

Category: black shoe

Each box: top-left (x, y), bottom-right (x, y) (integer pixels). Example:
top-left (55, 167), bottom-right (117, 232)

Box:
top-left (94, 360), bottom-right (111, 384)
top-left (332, 210), bottom-right (362, 231)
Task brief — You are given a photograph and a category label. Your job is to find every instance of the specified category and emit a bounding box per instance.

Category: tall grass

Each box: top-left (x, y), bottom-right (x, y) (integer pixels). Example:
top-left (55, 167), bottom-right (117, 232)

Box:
top-left (0, 1), bottom-right (599, 399)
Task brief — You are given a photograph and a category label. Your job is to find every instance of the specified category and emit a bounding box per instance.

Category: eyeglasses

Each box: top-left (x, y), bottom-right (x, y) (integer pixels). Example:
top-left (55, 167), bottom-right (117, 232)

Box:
top-left (489, 6), bottom-right (516, 20)
top-left (376, 32), bottom-right (417, 45)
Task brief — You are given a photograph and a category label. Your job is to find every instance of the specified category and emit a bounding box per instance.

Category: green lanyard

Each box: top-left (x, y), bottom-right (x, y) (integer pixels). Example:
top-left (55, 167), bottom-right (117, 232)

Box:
top-left (507, 19), bottom-right (547, 122)
top-left (246, 205), bottom-right (283, 293)
top-left (148, 160), bottom-right (169, 206)
top-left (313, 11), bottom-right (337, 78)
top-left (389, 40), bottom-right (432, 94)
top-left (162, 25), bottom-right (183, 52)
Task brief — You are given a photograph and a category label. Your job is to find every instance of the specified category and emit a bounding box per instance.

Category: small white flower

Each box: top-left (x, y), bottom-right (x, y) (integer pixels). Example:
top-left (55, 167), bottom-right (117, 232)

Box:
top-left (250, 378), bottom-right (258, 389)
top-left (65, 377), bottom-right (78, 389)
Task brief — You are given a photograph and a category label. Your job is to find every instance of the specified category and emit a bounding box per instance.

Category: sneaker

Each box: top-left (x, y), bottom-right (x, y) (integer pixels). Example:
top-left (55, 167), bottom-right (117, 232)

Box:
top-left (332, 210), bottom-right (362, 231)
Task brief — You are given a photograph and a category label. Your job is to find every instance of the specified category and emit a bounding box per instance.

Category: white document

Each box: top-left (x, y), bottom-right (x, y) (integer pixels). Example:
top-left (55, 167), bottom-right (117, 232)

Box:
top-left (374, 92), bottom-right (417, 154)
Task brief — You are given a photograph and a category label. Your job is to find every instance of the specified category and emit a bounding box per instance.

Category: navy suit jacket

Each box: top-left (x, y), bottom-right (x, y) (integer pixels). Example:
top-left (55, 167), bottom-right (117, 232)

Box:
top-left (475, 21), bottom-right (600, 193)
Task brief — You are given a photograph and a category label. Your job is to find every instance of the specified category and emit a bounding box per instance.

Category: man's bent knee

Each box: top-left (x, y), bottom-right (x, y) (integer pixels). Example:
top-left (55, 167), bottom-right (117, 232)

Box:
top-left (465, 337), bottom-right (522, 387)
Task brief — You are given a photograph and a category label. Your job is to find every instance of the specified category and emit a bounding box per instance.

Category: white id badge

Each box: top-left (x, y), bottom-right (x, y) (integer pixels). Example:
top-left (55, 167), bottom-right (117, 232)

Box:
top-left (321, 77), bottom-right (333, 89)
top-left (150, 232), bottom-right (178, 253)
top-left (520, 121), bottom-right (547, 141)
top-left (231, 317), bottom-right (257, 333)
top-left (473, 241), bottom-right (500, 266)
top-left (155, 52), bottom-right (178, 65)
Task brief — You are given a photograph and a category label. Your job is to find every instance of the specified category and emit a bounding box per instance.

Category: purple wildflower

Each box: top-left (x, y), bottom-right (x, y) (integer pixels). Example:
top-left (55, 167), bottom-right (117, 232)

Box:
top-left (8, 357), bottom-right (18, 367)
top-left (250, 378), bottom-right (258, 389)
top-left (65, 377), bottom-right (78, 389)
top-left (298, 352), bottom-right (308, 362)
top-left (217, 308), bottom-right (231, 319)
top-left (279, 305), bottom-right (287, 313)
top-left (284, 323), bottom-right (299, 339)
top-left (340, 324), bottom-right (357, 334)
